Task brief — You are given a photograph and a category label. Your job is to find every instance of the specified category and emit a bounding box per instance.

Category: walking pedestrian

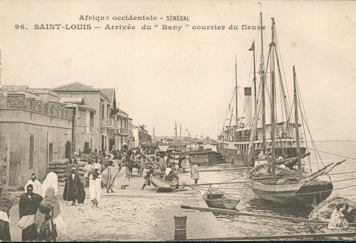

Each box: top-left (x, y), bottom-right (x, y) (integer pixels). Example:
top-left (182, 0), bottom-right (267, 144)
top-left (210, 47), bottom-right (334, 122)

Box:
top-left (117, 162), bottom-right (130, 189)
top-left (63, 167), bottom-right (82, 206)
top-left (101, 160), bottom-right (119, 193)
top-left (141, 168), bottom-right (153, 190)
top-left (89, 169), bottom-right (101, 207)
top-left (84, 160), bottom-right (94, 188)
top-left (41, 172), bottom-right (58, 198)
top-left (18, 184), bottom-right (43, 241)
top-left (36, 187), bottom-right (68, 241)
top-left (191, 163), bottom-right (200, 185)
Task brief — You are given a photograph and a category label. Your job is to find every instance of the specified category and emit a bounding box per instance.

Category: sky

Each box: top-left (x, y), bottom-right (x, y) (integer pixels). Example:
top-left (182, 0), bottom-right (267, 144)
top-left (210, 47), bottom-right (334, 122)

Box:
top-left (0, 0), bottom-right (355, 140)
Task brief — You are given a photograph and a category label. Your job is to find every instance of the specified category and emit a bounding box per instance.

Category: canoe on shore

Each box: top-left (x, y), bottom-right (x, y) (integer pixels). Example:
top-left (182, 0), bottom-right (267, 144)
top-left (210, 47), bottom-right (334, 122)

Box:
top-left (203, 188), bottom-right (240, 210)
top-left (150, 172), bottom-right (178, 192)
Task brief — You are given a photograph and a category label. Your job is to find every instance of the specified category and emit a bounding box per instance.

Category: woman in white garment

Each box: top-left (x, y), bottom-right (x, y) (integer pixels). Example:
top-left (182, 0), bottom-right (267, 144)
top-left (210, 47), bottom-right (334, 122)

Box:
top-left (328, 203), bottom-right (349, 229)
top-left (117, 162), bottom-right (130, 189)
top-left (42, 172), bottom-right (58, 197)
top-left (89, 169), bottom-right (101, 207)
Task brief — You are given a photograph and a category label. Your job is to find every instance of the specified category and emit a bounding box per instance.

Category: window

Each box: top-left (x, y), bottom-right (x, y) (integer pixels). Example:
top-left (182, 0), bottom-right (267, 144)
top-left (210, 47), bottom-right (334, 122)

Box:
top-left (90, 112), bottom-right (94, 131)
top-left (84, 142), bottom-right (90, 154)
top-left (65, 141), bottom-right (71, 159)
top-left (49, 143), bottom-right (54, 163)
top-left (85, 111), bottom-right (90, 132)
top-left (101, 104), bottom-right (105, 119)
top-left (29, 134), bottom-right (34, 169)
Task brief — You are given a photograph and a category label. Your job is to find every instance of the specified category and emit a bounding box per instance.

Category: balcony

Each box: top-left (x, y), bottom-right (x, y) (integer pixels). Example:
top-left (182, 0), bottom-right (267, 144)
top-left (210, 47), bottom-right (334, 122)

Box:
top-left (116, 128), bottom-right (131, 136)
top-left (100, 118), bottom-right (114, 128)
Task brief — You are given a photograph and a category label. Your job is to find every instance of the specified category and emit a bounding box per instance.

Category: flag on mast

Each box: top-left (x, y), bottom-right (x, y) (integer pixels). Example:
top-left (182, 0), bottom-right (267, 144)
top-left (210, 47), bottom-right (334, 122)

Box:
top-left (249, 41), bottom-right (255, 51)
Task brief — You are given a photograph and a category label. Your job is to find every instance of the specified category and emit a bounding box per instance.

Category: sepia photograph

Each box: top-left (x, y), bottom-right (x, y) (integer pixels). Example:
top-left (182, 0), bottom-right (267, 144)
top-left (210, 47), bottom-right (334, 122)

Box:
top-left (0, 0), bottom-right (356, 241)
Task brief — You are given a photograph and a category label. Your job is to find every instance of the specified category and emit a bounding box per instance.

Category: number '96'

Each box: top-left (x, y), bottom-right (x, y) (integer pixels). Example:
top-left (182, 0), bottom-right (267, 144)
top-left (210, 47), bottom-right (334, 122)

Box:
top-left (15, 24), bottom-right (26, 29)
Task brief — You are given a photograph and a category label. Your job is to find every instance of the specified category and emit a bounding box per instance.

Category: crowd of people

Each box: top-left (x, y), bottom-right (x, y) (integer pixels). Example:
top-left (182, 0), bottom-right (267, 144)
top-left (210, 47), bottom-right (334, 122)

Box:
top-left (0, 171), bottom-right (67, 242)
top-left (0, 145), bottom-right (203, 241)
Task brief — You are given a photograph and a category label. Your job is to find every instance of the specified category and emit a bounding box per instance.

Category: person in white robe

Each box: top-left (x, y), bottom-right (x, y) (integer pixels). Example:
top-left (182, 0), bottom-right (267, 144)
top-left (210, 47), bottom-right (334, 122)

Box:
top-left (24, 173), bottom-right (42, 196)
top-left (41, 172), bottom-right (58, 197)
top-left (89, 169), bottom-right (101, 207)
top-left (328, 203), bottom-right (349, 229)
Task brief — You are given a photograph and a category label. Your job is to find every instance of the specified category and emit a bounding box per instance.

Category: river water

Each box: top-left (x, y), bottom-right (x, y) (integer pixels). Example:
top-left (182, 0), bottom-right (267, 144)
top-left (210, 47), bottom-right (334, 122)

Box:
top-left (197, 141), bottom-right (356, 236)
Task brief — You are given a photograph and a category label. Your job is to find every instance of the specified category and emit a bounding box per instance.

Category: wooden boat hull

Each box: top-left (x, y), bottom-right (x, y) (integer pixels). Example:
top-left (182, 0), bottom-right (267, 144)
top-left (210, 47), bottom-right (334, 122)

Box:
top-left (247, 164), bottom-right (333, 206)
top-left (150, 173), bottom-right (178, 192)
top-left (203, 192), bottom-right (240, 210)
top-left (248, 180), bottom-right (333, 206)
top-left (189, 150), bottom-right (224, 165)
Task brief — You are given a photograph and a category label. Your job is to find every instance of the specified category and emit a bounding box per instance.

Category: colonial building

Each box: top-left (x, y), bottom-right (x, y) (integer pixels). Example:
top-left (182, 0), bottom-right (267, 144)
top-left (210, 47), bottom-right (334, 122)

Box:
top-left (116, 108), bottom-right (133, 149)
top-left (52, 82), bottom-right (118, 152)
top-left (63, 102), bottom-right (96, 154)
top-left (0, 89), bottom-right (73, 188)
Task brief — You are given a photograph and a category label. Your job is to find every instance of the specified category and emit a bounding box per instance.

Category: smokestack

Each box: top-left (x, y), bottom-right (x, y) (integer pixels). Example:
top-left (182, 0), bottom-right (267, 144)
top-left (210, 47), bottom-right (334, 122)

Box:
top-left (244, 87), bottom-right (252, 127)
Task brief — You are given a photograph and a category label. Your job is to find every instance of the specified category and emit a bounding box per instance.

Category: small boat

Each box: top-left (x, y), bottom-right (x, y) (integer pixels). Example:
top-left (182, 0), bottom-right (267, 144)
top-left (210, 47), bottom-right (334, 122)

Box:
top-left (189, 150), bottom-right (224, 165)
top-left (203, 188), bottom-right (240, 210)
top-left (150, 172), bottom-right (178, 192)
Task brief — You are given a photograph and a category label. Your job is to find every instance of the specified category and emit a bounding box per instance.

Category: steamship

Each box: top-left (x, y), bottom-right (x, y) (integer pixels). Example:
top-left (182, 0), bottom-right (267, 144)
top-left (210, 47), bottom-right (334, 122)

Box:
top-left (216, 60), bottom-right (306, 167)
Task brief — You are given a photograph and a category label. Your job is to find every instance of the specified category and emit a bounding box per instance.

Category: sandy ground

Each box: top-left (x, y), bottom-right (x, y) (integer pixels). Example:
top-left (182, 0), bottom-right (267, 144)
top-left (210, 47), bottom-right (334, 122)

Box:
top-left (7, 169), bottom-right (317, 241)
top-left (8, 171), bottom-right (229, 241)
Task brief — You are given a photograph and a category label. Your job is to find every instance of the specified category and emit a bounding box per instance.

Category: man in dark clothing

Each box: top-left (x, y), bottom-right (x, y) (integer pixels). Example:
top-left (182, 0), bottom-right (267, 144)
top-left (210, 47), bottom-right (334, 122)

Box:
top-left (63, 167), bottom-right (82, 206)
top-left (19, 184), bottom-right (43, 241)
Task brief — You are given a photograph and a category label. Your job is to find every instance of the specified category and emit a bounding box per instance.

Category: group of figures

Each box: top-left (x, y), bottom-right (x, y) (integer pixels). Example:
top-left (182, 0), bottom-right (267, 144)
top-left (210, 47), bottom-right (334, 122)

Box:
top-left (0, 172), bottom-right (67, 242)
top-left (328, 203), bottom-right (353, 230)
top-left (0, 145), bottom-right (202, 242)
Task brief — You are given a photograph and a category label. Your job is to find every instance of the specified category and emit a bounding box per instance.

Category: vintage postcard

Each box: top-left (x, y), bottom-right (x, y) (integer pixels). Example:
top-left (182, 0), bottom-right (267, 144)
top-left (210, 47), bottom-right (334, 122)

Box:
top-left (0, 0), bottom-right (356, 241)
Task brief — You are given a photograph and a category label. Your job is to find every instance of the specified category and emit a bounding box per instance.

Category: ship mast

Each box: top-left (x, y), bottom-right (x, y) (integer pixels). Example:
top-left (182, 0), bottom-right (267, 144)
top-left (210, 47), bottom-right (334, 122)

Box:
top-left (252, 41), bottom-right (257, 119)
top-left (270, 18), bottom-right (276, 175)
top-left (260, 12), bottom-right (267, 154)
top-left (235, 56), bottom-right (238, 142)
top-left (293, 66), bottom-right (302, 177)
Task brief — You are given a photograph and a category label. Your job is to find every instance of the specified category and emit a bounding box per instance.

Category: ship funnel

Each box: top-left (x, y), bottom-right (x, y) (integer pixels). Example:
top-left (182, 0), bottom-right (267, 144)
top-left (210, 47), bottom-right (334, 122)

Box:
top-left (244, 87), bottom-right (252, 127)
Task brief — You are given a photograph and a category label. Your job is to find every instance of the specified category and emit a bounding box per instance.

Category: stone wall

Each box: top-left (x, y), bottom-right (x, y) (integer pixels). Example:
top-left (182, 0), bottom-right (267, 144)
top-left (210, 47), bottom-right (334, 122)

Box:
top-left (0, 92), bottom-right (73, 187)
top-left (0, 133), bottom-right (10, 192)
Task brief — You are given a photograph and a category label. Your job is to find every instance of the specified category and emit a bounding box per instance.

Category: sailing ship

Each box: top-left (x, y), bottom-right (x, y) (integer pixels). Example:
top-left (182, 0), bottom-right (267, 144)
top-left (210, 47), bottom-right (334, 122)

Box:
top-left (216, 23), bottom-right (307, 168)
top-left (245, 13), bottom-right (345, 206)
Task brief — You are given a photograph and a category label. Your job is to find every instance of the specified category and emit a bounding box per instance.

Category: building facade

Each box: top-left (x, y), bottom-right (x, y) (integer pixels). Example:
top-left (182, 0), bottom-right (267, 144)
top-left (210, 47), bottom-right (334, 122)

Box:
top-left (52, 82), bottom-right (117, 153)
top-left (116, 108), bottom-right (133, 149)
top-left (0, 90), bottom-right (73, 187)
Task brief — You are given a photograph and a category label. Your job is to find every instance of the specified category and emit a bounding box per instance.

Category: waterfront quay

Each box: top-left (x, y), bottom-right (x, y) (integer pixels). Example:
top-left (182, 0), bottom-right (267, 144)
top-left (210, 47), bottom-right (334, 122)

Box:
top-left (8, 173), bottom-right (228, 241)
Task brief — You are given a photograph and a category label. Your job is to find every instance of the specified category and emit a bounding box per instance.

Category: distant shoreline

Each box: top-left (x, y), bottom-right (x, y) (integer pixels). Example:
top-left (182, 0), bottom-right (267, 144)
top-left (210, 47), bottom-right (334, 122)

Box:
top-left (311, 140), bottom-right (355, 142)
